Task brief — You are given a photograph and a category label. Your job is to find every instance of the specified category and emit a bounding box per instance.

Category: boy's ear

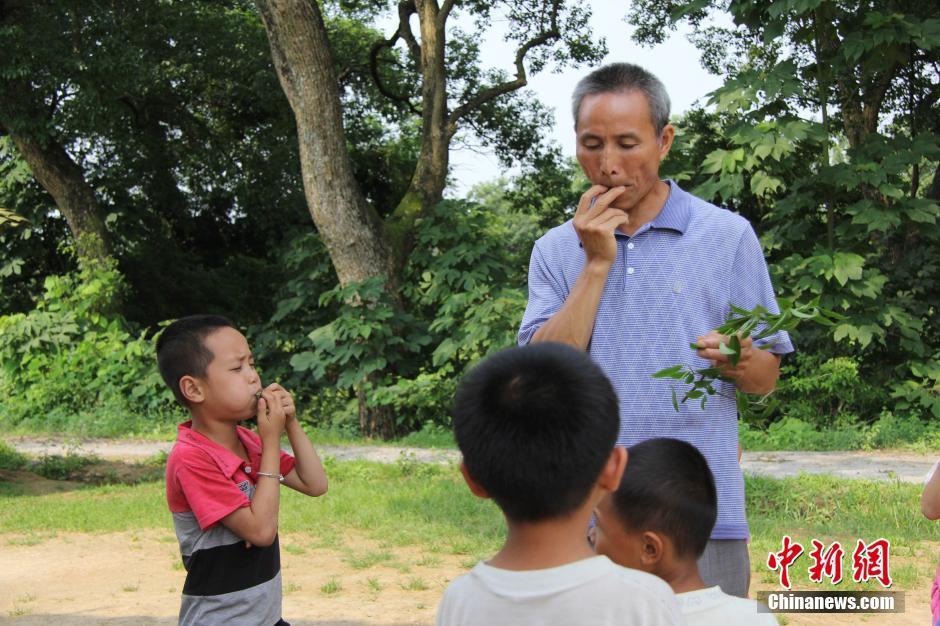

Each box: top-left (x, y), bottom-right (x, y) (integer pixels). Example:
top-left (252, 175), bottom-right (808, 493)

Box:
top-left (460, 462), bottom-right (490, 499)
top-left (597, 446), bottom-right (628, 492)
top-left (179, 375), bottom-right (205, 405)
top-left (640, 530), bottom-right (666, 566)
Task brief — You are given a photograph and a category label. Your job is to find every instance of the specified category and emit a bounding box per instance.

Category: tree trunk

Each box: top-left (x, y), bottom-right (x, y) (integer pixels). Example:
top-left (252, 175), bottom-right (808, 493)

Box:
top-left (385, 0), bottom-right (450, 266)
top-left (0, 80), bottom-right (110, 261)
top-left (254, 0), bottom-right (396, 290)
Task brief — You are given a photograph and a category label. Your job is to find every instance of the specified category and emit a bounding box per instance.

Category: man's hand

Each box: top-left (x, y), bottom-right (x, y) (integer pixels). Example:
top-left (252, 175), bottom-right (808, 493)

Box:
top-left (573, 185), bottom-right (628, 268)
top-left (695, 330), bottom-right (780, 395)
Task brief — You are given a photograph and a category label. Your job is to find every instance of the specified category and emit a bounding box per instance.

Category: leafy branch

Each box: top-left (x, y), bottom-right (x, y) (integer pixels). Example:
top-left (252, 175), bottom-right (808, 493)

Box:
top-left (652, 297), bottom-right (843, 411)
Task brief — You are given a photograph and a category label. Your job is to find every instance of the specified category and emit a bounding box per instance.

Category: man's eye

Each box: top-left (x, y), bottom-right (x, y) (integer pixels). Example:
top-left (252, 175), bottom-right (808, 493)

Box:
top-left (620, 143), bottom-right (637, 149)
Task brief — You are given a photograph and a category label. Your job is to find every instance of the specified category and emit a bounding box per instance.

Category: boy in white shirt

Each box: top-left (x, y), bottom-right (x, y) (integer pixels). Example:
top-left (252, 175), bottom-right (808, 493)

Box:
top-left (593, 437), bottom-right (778, 625)
top-left (436, 342), bottom-right (684, 626)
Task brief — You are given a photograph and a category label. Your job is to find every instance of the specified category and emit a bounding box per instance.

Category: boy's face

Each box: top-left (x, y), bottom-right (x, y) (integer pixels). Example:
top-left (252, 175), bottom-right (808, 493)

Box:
top-left (592, 494), bottom-right (649, 572)
top-left (196, 326), bottom-right (262, 420)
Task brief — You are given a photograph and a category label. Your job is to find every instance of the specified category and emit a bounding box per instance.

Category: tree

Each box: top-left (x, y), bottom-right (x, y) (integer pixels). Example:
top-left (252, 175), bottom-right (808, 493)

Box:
top-left (254, 0), bottom-right (606, 436)
top-left (630, 0), bottom-right (940, 420)
top-left (254, 0), bottom-right (603, 280)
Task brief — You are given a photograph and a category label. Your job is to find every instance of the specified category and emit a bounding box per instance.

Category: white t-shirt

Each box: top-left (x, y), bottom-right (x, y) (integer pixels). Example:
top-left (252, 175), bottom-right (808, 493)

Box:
top-left (435, 555), bottom-right (685, 625)
top-left (677, 586), bottom-right (778, 625)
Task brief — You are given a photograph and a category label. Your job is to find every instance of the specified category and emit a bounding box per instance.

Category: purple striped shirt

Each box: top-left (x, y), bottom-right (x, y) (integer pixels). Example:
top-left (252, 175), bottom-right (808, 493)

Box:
top-left (519, 180), bottom-right (794, 539)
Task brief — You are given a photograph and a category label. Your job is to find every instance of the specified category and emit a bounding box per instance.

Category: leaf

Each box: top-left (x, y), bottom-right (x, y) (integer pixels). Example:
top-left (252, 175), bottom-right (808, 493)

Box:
top-left (671, 388), bottom-right (679, 412)
top-left (832, 252), bottom-right (865, 286)
top-left (652, 364), bottom-right (685, 379)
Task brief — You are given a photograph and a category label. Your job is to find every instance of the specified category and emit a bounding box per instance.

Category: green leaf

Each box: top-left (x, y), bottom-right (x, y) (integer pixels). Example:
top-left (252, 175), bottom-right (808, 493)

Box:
top-left (652, 364), bottom-right (685, 379)
top-left (832, 252), bottom-right (865, 286)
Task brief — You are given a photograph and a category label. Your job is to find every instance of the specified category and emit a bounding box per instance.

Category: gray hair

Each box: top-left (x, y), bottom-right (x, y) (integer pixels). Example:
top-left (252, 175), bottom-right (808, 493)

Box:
top-left (571, 63), bottom-right (671, 136)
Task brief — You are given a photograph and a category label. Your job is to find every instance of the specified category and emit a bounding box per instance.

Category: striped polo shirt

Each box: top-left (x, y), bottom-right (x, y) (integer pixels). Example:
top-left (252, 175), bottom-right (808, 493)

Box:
top-left (166, 421), bottom-right (295, 625)
top-left (519, 180), bottom-right (793, 539)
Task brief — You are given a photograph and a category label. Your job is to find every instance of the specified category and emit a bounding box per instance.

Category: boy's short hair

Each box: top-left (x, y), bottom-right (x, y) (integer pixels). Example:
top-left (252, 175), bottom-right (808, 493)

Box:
top-left (611, 438), bottom-right (717, 559)
top-left (453, 342), bottom-right (620, 522)
top-left (156, 314), bottom-right (237, 406)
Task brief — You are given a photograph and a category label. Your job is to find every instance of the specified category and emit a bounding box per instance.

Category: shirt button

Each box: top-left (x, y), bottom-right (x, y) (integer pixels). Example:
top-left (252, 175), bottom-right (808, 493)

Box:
top-left (245, 466), bottom-right (251, 473)
top-left (627, 242), bottom-right (635, 250)
top-left (627, 267), bottom-right (635, 274)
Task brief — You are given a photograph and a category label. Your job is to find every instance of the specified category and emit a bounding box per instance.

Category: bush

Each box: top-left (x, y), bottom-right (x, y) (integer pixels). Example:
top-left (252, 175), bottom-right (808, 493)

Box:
top-left (258, 199), bottom-right (537, 434)
top-left (0, 251), bottom-right (180, 435)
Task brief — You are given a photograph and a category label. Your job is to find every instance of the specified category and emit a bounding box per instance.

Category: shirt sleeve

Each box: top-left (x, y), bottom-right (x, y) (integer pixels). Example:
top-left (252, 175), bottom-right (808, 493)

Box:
top-left (172, 451), bottom-right (251, 530)
top-left (730, 223), bottom-right (795, 356)
top-left (280, 448), bottom-right (296, 476)
top-left (518, 243), bottom-right (567, 345)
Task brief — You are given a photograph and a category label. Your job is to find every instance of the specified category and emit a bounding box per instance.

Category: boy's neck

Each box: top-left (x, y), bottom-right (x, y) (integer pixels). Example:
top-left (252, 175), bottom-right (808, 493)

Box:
top-left (488, 506), bottom-right (596, 571)
top-left (190, 413), bottom-right (243, 456)
top-left (664, 560), bottom-right (707, 594)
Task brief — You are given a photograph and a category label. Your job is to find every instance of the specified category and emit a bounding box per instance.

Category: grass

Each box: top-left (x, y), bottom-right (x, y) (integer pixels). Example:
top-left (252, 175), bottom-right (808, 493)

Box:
top-left (320, 577), bottom-right (342, 595)
top-left (1, 457), bottom-right (937, 596)
top-left (401, 577), bottom-right (429, 591)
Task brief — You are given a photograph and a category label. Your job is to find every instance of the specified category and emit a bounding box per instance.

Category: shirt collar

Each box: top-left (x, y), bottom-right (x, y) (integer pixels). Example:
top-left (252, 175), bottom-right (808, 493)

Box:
top-left (648, 179), bottom-right (691, 234)
top-left (177, 420), bottom-right (257, 478)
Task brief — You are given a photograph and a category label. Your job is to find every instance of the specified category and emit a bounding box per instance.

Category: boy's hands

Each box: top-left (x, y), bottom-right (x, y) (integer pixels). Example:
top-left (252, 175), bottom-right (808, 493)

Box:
top-left (256, 387), bottom-right (287, 440)
top-left (264, 383), bottom-right (296, 425)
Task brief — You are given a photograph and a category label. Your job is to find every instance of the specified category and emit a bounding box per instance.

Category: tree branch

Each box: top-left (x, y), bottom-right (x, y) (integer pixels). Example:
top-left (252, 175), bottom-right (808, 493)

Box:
top-left (447, 2), bottom-right (561, 132)
top-left (396, 0), bottom-right (421, 63)
top-left (369, 30), bottom-right (421, 115)
top-left (437, 0), bottom-right (455, 29)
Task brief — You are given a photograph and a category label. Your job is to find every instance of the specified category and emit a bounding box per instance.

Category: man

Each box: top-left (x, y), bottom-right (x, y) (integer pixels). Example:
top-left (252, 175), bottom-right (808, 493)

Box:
top-left (518, 62), bottom-right (793, 598)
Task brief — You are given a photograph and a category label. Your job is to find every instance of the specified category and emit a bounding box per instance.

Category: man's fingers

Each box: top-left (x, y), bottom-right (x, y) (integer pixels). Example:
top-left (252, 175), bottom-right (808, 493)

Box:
top-left (575, 185), bottom-right (613, 219)
top-left (588, 186), bottom-right (627, 219)
top-left (593, 211), bottom-right (630, 234)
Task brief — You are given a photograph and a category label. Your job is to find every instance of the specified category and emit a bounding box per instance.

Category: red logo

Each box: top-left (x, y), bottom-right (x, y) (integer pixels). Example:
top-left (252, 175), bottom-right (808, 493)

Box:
top-left (851, 538), bottom-right (892, 588)
top-left (808, 540), bottom-right (844, 585)
top-left (767, 535), bottom-right (804, 589)
top-left (767, 536), bottom-right (893, 589)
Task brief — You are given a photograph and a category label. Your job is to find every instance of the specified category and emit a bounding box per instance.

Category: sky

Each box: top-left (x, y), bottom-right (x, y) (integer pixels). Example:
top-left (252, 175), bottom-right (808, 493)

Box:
top-left (437, 4), bottom-right (727, 195)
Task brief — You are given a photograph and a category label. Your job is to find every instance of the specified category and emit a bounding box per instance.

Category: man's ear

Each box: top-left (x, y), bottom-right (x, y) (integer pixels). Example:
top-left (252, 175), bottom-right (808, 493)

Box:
top-left (460, 462), bottom-right (490, 499)
top-left (179, 375), bottom-right (205, 405)
top-left (658, 124), bottom-right (676, 160)
top-left (640, 530), bottom-right (666, 566)
top-left (597, 446), bottom-right (628, 492)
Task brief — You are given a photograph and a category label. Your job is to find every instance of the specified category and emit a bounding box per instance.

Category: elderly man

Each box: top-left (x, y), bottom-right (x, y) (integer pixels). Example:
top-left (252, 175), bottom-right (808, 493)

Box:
top-left (518, 62), bottom-right (793, 598)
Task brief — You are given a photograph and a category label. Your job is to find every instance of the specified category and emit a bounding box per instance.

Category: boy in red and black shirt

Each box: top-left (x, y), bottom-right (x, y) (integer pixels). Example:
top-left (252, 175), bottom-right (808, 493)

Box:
top-left (158, 315), bottom-right (328, 626)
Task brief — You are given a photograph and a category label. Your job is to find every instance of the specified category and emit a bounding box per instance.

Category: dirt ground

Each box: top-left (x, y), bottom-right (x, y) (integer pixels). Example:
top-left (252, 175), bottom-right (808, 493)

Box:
top-left (0, 529), bottom-right (461, 625)
top-left (1, 445), bottom-right (936, 624)
top-left (0, 528), bottom-right (932, 625)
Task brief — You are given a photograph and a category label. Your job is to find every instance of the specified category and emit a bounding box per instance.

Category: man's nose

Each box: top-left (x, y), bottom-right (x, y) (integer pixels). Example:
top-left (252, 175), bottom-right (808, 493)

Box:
top-left (599, 145), bottom-right (619, 176)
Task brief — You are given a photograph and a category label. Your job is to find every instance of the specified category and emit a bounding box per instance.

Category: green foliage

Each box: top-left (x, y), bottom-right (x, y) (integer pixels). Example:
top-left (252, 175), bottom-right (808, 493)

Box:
top-left (0, 441), bottom-right (28, 471)
top-left (0, 252), bottom-right (179, 435)
top-left (654, 298), bottom-right (842, 411)
top-left (639, 0), bottom-right (940, 426)
top-left (740, 411), bottom-right (940, 452)
top-left (254, 199), bottom-right (537, 434)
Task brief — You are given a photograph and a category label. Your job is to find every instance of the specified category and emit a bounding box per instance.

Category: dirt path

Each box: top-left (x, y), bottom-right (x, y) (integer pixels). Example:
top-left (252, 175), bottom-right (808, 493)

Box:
top-left (1, 530), bottom-right (930, 625)
top-left (7, 436), bottom-right (938, 483)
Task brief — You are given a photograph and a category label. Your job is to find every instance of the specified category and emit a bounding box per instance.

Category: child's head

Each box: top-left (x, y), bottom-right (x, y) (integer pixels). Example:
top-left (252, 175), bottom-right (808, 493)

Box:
top-left (593, 437), bottom-right (716, 581)
top-left (453, 342), bottom-right (622, 523)
top-left (156, 315), bottom-right (261, 419)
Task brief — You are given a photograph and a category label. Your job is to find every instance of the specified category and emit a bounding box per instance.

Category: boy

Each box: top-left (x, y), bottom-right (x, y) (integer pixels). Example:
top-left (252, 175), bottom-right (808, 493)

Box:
top-left (593, 437), bottom-right (777, 625)
top-left (157, 315), bottom-right (328, 626)
top-left (436, 342), bottom-right (684, 625)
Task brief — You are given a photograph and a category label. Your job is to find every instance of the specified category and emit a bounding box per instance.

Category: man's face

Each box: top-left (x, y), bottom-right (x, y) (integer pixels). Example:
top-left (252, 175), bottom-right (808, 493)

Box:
top-left (199, 326), bottom-right (263, 420)
top-left (592, 494), bottom-right (649, 572)
top-left (575, 90), bottom-right (673, 213)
